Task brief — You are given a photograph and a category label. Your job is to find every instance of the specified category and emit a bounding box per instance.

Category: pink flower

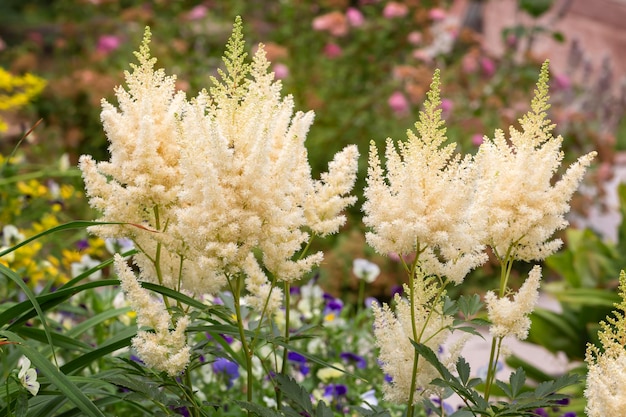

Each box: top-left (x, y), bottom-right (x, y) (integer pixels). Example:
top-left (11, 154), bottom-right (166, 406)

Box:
top-left (553, 73), bottom-right (572, 90)
top-left (388, 91), bottom-right (409, 115)
top-left (346, 7), bottom-right (365, 27)
top-left (462, 53), bottom-right (478, 73)
top-left (412, 49), bottom-right (432, 62)
top-left (428, 7), bottom-right (447, 21)
top-left (96, 35), bottom-right (121, 54)
top-left (471, 134), bottom-right (484, 146)
top-left (312, 11), bottom-right (349, 37)
top-left (273, 63), bottom-right (289, 79)
top-left (383, 2), bottom-right (409, 19)
top-left (506, 33), bottom-right (518, 49)
top-left (480, 57), bottom-right (496, 77)
top-left (187, 5), bottom-right (208, 20)
top-left (407, 31), bottom-right (422, 45)
top-left (323, 43), bottom-right (343, 59)
top-left (440, 98), bottom-right (453, 118)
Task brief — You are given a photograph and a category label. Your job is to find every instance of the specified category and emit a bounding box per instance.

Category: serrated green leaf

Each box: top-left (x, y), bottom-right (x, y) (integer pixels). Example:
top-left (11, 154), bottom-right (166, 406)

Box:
top-left (276, 374), bottom-right (314, 414)
top-left (509, 368), bottom-right (527, 398)
top-left (456, 357), bottom-right (471, 384)
top-left (443, 296), bottom-right (458, 316)
top-left (315, 400), bottom-right (333, 417)
top-left (453, 326), bottom-right (484, 338)
top-left (495, 380), bottom-right (513, 398)
top-left (458, 294), bottom-right (482, 317)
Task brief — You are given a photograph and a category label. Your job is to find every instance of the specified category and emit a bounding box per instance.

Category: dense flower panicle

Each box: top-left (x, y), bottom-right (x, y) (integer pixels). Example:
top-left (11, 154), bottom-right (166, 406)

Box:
top-left (363, 70), bottom-right (486, 283)
top-left (484, 265), bottom-right (541, 340)
top-left (80, 18), bottom-right (358, 303)
top-left (79, 27), bottom-right (184, 235)
top-left (78, 27), bottom-right (191, 292)
top-left (174, 21), bottom-right (358, 289)
top-left (475, 61), bottom-right (596, 262)
top-left (372, 277), bottom-right (453, 404)
top-left (114, 254), bottom-right (190, 376)
top-left (585, 270), bottom-right (626, 417)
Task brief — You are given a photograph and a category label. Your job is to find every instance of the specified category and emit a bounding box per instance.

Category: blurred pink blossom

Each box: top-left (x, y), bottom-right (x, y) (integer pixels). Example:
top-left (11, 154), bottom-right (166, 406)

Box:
top-left (346, 7), bottom-right (365, 27)
top-left (273, 63), bottom-right (289, 79)
top-left (187, 5), bottom-right (208, 20)
top-left (553, 73), bottom-right (572, 90)
top-left (388, 91), bottom-right (410, 115)
top-left (388, 252), bottom-right (416, 263)
top-left (97, 35), bottom-right (121, 54)
top-left (480, 57), bottom-right (496, 77)
top-left (407, 31), bottom-right (422, 45)
top-left (440, 98), bottom-right (453, 118)
top-left (323, 43), bottom-right (343, 59)
top-left (471, 134), bottom-right (484, 146)
top-left (506, 33), bottom-right (518, 49)
top-left (383, 2), bottom-right (409, 19)
top-left (462, 53), bottom-right (478, 73)
top-left (412, 49), bottom-right (432, 62)
top-left (312, 11), bottom-right (349, 37)
top-left (428, 7), bottom-right (447, 21)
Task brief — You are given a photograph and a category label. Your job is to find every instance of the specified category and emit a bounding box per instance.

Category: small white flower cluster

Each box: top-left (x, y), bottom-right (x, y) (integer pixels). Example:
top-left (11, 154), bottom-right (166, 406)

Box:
top-left (115, 255), bottom-right (190, 377)
top-left (372, 276), bottom-right (452, 404)
top-left (484, 265), bottom-right (541, 340)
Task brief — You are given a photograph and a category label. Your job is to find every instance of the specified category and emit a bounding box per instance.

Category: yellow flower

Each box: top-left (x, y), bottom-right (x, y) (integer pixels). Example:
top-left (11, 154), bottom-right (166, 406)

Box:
top-left (316, 363), bottom-right (344, 382)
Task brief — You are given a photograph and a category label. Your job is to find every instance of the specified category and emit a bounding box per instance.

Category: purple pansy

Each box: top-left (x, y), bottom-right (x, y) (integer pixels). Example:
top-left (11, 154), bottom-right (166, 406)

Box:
top-left (339, 352), bottom-right (367, 369)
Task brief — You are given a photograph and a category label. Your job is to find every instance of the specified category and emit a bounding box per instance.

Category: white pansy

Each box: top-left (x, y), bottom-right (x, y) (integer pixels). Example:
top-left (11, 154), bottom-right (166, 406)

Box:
top-left (18, 357), bottom-right (40, 396)
top-left (352, 258), bottom-right (381, 283)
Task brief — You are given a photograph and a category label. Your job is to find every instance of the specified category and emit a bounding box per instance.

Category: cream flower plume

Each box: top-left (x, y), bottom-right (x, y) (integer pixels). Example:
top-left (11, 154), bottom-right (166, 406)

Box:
top-left (174, 17), bottom-right (359, 290)
top-left (363, 70), bottom-right (486, 283)
top-left (484, 265), bottom-right (541, 340)
top-left (475, 61), bottom-right (596, 262)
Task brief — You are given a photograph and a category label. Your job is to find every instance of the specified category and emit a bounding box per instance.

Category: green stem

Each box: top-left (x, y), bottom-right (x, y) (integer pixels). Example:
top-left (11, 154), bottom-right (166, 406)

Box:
top-left (484, 250), bottom-right (514, 401)
top-left (229, 274), bottom-right (254, 404)
top-left (357, 279), bottom-right (365, 314)
top-left (405, 244), bottom-right (422, 417)
top-left (276, 281), bottom-right (291, 410)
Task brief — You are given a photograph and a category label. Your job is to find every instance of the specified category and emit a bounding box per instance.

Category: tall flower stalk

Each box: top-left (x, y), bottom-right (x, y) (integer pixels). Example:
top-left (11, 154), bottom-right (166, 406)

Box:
top-left (477, 61), bottom-right (596, 400)
top-left (79, 17), bottom-right (359, 407)
top-left (365, 71), bottom-right (485, 417)
top-left (364, 62), bottom-right (595, 416)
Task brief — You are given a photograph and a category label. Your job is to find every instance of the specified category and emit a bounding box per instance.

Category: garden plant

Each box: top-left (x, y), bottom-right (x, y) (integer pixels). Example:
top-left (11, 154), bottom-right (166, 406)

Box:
top-left (0, 6), bottom-right (625, 417)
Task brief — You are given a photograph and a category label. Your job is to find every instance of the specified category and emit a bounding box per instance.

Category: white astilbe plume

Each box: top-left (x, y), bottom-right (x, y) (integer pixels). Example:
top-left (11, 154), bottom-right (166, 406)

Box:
top-left (475, 61), bottom-right (596, 262)
top-left (363, 70), bottom-right (486, 283)
top-left (175, 17), bottom-right (358, 287)
top-left (78, 27), bottom-right (192, 291)
top-left (484, 265), bottom-right (541, 340)
top-left (114, 254), bottom-right (190, 376)
top-left (585, 270), bottom-right (626, 417)
top-left (372, 276), bottom-right (453, 404)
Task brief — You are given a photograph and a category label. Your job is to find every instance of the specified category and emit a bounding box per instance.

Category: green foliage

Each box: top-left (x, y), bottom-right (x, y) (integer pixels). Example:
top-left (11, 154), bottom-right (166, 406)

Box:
top-left (413, 342), bottom-right (580, 417)
top-left (518, 0), bottom-right (555, 18)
